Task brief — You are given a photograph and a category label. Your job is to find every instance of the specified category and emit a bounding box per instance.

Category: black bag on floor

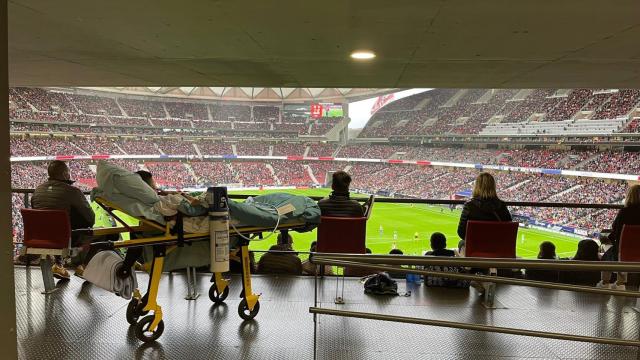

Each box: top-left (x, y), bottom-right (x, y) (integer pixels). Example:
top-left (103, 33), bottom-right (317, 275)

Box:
top-left (363, 272), bottom-right (398, 296)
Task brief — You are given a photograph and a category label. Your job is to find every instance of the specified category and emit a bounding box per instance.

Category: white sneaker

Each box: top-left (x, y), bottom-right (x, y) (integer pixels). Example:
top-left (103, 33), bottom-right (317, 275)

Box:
top-left (613, 284), bottom-right (626, 291)
top-left (596, 281), bottom-right (612, 289)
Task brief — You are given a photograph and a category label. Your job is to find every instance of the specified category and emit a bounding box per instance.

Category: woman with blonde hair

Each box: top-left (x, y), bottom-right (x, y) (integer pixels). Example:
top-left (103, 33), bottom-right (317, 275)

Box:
top-left (457, 172), bottom-right (512, 240)
top-left (598, 184), bottom-right (640, 290)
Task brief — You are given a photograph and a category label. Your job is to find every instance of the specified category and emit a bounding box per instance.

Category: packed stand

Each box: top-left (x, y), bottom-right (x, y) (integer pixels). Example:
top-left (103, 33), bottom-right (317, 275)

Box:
top-left (118, 98), bottom-right (166, 118)
top-left (272, 142), bottom-right (307, 156)
top-left (231, 162), bottom-right (276, 186)
top-left (164, 101), bottom-right (209, 120)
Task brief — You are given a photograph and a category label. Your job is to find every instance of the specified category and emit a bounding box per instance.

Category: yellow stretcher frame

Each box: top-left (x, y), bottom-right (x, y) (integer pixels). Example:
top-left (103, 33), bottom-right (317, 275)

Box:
top-left (89, 197), bottom-right (307, 343)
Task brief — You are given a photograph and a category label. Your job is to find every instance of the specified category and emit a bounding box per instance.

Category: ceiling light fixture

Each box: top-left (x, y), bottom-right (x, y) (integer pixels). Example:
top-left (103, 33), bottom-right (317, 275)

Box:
top-left (350, 50), bottom-right (376, 60)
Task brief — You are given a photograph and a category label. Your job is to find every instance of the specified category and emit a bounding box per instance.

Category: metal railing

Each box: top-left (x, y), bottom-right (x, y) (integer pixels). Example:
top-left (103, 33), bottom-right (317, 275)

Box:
top-left (308, 253), bottom-right (640, 356)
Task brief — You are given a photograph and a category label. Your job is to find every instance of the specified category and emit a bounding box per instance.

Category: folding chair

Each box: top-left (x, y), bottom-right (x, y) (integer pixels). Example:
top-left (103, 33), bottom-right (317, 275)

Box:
top-left (465, 220), bottom-right (518, 307)
top-left (316, 216), bottom-right (367, 304)
top-left (20, 209), bottom-right (72, 294)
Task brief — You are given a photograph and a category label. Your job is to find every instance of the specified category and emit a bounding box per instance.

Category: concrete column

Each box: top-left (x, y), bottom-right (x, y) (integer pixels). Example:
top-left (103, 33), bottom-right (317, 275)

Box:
top-left (0, 0), bottom-right (18, 357)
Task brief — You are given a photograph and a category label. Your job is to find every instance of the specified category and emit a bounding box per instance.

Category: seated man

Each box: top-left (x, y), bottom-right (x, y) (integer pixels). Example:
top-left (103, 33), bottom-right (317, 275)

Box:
top-left (302, 241), bottom-right (334, 275)
top-left (31, 160), bottom-right (95, 279)
top-left (318, 171), bottom-right (364, 217)
top-left (257, 239), bottom-right (303, 275)
top-left (425, 232), bottom-right (455, 257)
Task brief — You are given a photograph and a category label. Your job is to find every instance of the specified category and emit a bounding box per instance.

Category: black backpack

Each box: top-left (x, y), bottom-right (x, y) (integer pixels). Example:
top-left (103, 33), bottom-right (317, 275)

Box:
top-left (363, 272), bottom-right (399, 295)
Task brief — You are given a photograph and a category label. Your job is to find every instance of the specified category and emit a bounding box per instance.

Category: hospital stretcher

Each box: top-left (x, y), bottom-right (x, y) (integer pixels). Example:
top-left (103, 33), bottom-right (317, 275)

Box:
top-left (85, 196), bottom-right (307, 343)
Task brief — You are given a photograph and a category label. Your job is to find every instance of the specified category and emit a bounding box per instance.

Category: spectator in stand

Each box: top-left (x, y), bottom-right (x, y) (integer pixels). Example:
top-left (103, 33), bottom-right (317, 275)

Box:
top-left (387, 248), bottom-right (406, 279)
top-left (558, 239), bottom-right (601, 286)
top-left (318, 171), bottom-right (365, 217)
top-left (425, 232), bottom-right (455, 256)
top-left (525, 241), bottom-right (559, 282)
top-left (457, 172), bottom-right (512, 240)
top-left (257, 233), bottom-right (302, 275)
top-left (598, 184), bottom-right (640, 290)
top-left (301, 241), bottom-right (333, 275)
top-left (31, 161), bottom-right (95, 279)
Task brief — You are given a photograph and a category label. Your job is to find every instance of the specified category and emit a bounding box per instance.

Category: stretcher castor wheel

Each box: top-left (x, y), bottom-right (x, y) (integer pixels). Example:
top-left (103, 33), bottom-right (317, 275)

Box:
top-left (135, 315), bottom-right (165, 343)
top-left (208, 284), bottom-right (229, 304)
top-left (126, 297), bottom-right (150, 325)
top-left (238, 299), bottom-right (260, 320)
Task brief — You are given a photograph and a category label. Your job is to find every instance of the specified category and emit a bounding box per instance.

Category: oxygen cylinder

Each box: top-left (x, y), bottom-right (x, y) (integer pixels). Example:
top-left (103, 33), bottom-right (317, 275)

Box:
top-left (207, 186), bottom-right (230, 273)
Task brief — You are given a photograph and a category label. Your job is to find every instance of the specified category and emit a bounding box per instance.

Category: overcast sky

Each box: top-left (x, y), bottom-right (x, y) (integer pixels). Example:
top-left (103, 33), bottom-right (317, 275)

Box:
top-left (348, 88), bottom-right (431, 129)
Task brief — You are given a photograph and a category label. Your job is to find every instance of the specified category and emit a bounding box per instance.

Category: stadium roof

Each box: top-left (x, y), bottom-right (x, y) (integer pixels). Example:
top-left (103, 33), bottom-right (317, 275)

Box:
top-left (82, 87), bottom-right (396, 102)
top-left (9, 0), bottom-right (640, 88)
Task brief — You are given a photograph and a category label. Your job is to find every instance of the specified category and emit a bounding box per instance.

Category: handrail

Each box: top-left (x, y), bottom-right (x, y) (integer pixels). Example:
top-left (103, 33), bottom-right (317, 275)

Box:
top-left (308, 308), bottom-right (640, 347)
top-left (309, 257), bottom-right (640, 297)
top-left (310, 253), bottom-right (640, 272)
top-left (10, 188), bottom-right (624, 209)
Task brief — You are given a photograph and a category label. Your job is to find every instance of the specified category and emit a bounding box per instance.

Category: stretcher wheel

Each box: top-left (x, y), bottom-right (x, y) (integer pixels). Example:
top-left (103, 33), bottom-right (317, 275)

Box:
top-left (238, 299), bottom-right (260, 320)
top-left (126, 299), bottom-right (140, 325)
top-left (135, 315), bottom-right (165, 343)
top-left (208, 284), bottom-right (229, 304)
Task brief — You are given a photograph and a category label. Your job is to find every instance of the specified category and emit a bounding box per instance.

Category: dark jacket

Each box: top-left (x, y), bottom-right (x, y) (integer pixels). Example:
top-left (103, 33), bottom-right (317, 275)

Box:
top-left (608, 205), bottom-right (640, 246)
top-left (457, 197), bottom-right (512, 240)
top-left (31, 179), bottom-right (95, 230)
top-left (257, 246), bottom-right (303, 275)
top-left (317, 191), bottom-right (364, 218)
top-left (425, 248), bottom-right (456, 257)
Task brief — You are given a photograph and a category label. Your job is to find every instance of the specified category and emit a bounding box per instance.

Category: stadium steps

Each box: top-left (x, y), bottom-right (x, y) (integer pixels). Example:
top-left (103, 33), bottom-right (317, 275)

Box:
top-left (162, 103), bottom-right (171, 119)
top-left (265, 164), bottom-right (281, 185)
top-left (414, 96), bottom-right (432, 110)
top-left (343, 165), bottom-right (352, 173)
top-left (303, 145), bottom-right (310, 157)
top-left (69, 141), bottom-right (89, 156)
top-left (231, 144), bottom-right (238, 156)
top-left (268, 145), bottom-right (274, 156)
top-left (305, 165), bottom-right (320, 185)
top-left (206, 104), bottom-right (213, 121)
top-left (505, 179), bottom-right (531, 191)
top-left (548, 184), bottom-right (582, 199)
top-left (155, 142), bottom-right (165, 155)
top-left (332, 145), bottom-right (341, 157)
top-left (193, 143), bottom-right (202, 157)
top-left (114, 98), bottom-right (128, 117)
top-left (113, 141), bottom-right (127, 155)
top-left (441, 89), bottom-right (467, 108)
top-left (511, 89), bottom-right (533, 101)
top-left (572, 153), bottom-right (602, 170)
top-left (183, 163), bottom-right (198, 183)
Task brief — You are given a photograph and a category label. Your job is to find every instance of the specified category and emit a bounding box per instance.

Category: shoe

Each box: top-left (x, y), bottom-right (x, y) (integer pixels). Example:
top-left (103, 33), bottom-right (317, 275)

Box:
top-left (52, 264), bottom-right (71, 280)
top-left (74, 265), bottom-right (85, 279)
top-left (596, 281), bottom-right (612, 289)
top-left (613, 284), bottom-right (626, 291)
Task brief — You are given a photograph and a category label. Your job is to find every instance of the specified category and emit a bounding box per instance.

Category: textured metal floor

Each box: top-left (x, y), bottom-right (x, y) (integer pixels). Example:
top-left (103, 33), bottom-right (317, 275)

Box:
top-left (14, 266), bottom-right (640, 359)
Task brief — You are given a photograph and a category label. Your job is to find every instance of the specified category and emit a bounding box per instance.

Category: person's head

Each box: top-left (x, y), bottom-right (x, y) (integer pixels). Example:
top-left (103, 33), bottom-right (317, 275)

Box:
top-left (277, 232), bottom-right (293, 245)
top-left (331, 171), bottom-right (352, 193)
top-left (47, 160), bottom-right (70, 181)
top-left (365, 248), bottom-right (372, 254)
top-left (309, 241), bottom-right (317, 252)
top-left (538, 241), bottom-right (556, 259)
top-left (269, 243), bottom-right (292, 252)
top-left (136, 170), bottom-right (157, 190)
top-left (625, 184), bottom-right (640, 207)
top-left (472, 172), bottom-right (498, 199)
top-left (389, 249), bottom-right (403, 255)
top-left (430, 232), bottom-right (447, 251)
top-left (574, 239), bottom-right (600, 261)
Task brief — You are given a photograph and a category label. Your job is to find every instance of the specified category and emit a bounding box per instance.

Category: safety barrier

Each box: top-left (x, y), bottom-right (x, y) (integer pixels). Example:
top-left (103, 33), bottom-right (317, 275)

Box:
top-left (308, 253), bottom-right (640, 358)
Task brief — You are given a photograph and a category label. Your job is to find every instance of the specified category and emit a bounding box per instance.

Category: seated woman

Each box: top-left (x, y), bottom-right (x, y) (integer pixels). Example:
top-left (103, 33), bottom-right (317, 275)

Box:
top-left (525, 241), bottom-right (559, 282)
top-left (457, 172), bottom-right (512, 243)
top-left (558, 239), bottom-right (601, 286)
top-left (598, 184), bottom-right (640, 290)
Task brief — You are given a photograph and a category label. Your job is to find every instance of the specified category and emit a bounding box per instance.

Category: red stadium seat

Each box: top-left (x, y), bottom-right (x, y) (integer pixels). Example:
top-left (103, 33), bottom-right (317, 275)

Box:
top-left (20, 209), bottom-right (72, 294)
top-left (619, 225), bottom-right (640, 262)
top-left (21, 209), bottom-right (71, 250)
top-left (316, 216), bottom-right (367, 254)
top-left (465, 220), bottom-right (519, 258)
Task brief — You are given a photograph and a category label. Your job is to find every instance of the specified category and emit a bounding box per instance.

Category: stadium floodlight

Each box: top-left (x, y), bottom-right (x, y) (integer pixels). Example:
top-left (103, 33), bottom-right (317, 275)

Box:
top-left (350, 51), bottom-right (376, 60)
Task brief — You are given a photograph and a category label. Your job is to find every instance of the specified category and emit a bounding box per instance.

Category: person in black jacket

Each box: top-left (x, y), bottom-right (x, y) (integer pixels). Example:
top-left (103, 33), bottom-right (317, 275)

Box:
top-left (525, 241), bottom-right (559, 282)
top-left (457, 172), bottom-right (512, 241)
top-left (598, 184), bottom-right (640, 290)
top-left (318, 171), bottom-right (365, 217)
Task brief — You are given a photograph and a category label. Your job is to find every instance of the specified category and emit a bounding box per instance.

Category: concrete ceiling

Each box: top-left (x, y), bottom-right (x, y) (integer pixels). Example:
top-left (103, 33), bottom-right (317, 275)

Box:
top-left (8, 0), bottom-right (640, 88)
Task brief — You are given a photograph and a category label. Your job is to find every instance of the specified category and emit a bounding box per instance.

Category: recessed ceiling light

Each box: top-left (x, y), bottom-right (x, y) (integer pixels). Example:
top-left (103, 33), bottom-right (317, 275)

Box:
top-left (350, 51), bottom-right (376, 60)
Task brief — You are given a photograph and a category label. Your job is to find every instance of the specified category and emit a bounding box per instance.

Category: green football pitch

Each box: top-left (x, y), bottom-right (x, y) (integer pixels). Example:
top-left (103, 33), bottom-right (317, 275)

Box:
top-left (91, 188), bottom-right (582, 259)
